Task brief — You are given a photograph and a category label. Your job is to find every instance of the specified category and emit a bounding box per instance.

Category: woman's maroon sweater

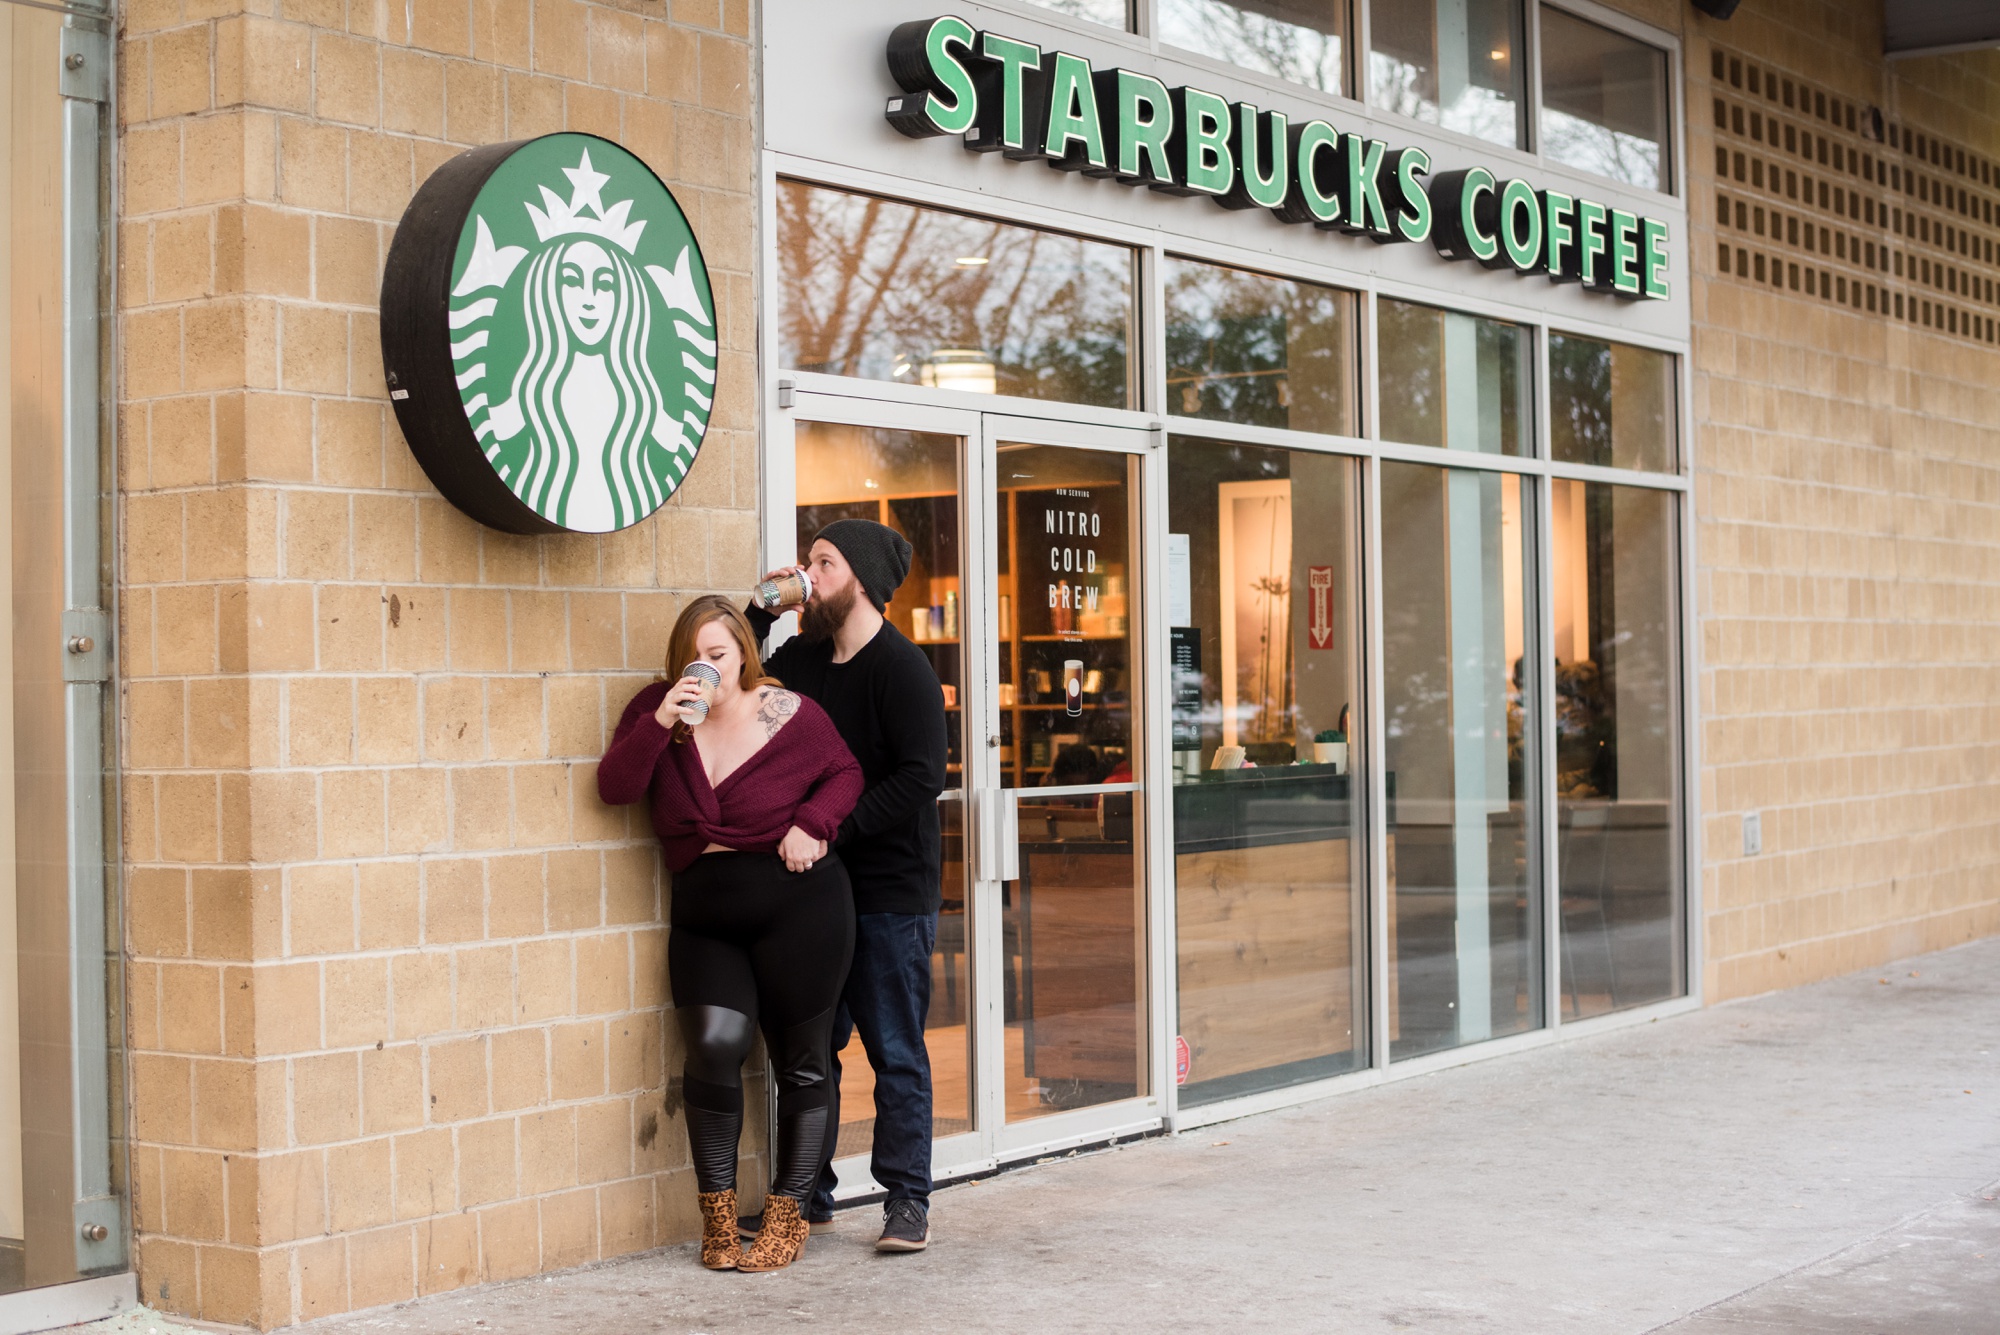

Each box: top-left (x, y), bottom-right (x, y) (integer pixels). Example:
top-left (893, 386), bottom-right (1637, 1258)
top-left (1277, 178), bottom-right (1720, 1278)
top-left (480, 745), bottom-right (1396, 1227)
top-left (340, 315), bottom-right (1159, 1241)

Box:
top-left (597, 681), bottom-right (864, 872)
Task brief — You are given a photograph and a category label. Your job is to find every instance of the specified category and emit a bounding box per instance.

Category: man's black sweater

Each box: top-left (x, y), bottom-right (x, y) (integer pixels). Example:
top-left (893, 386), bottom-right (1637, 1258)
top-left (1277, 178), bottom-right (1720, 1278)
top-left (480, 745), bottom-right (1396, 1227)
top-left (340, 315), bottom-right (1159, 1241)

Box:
top-left (748, 606), bottom-right (947, 916)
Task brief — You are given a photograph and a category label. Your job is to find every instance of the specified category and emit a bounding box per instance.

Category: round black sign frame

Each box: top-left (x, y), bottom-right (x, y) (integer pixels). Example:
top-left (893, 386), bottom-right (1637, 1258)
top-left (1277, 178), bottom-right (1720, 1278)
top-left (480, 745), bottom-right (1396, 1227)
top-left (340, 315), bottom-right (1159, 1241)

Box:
top-left (380, 133), bottom-right (716, 535)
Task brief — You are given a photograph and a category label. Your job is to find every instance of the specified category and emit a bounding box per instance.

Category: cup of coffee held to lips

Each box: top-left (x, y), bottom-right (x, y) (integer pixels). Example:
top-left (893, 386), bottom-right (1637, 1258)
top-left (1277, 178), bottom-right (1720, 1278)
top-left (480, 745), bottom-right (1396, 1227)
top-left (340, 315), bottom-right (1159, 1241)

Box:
top-left (753, 566), bottom-right (812, 610)
top-left (679, 661), bottom-right (721, 725)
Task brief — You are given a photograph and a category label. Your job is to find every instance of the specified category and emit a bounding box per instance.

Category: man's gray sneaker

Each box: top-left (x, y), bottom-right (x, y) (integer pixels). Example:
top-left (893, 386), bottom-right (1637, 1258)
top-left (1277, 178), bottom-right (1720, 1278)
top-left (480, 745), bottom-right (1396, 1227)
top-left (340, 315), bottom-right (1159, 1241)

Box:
top-left (876, 1198), bottom-right (929, 1252)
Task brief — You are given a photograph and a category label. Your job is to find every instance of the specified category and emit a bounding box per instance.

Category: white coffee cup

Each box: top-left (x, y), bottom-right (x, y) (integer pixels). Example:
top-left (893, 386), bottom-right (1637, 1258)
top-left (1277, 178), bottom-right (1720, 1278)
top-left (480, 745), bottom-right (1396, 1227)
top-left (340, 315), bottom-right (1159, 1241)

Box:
top-left (680, 661), bottom-right (721, 725)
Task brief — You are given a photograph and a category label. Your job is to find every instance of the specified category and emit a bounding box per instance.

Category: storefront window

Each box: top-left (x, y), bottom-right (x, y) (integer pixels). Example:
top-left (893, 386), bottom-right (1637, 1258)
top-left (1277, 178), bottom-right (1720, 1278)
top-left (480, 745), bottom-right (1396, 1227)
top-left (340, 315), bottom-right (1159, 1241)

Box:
top-left (777, 182), bottom-right (1136, 409)
top-left (1549, 333), bottom-right (1676, 472)
top-left (1165, 259), bottom-right (1358, 434)
top-left (1026, 0), bottom-right (1133, 29)
top-left (1382, 463), bottom-right (1540, 1059)
top-left (1552, 481), bottom-right (1682, 1018)
top-left (1168, 438), bottom-right (1365, 1103)
top-left (794, 424), bottom-right (977, 1145)
top-left (1539, 6), bottom-right (1670, 192)
top-left (1158, 0), bottom-right (1347, 95)
top-left (1377, 299), bottom-right (1532, 456)
top-left (1368, 0), bottom-right (1526, 149)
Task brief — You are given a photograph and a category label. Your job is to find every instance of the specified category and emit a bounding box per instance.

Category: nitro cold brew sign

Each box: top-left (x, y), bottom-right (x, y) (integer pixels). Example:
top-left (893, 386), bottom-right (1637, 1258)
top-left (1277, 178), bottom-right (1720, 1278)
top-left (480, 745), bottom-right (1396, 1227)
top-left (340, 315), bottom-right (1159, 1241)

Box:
top-left (885, 17), bottom-right (1672, 300)
top-left (381, 133), bottom-right (717, 534)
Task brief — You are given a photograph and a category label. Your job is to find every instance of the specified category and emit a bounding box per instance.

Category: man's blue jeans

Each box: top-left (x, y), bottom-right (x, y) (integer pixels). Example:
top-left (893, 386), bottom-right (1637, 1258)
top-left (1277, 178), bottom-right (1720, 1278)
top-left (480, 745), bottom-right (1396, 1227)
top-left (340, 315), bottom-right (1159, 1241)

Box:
top-left (811, 910), bottom-right (936, 1215)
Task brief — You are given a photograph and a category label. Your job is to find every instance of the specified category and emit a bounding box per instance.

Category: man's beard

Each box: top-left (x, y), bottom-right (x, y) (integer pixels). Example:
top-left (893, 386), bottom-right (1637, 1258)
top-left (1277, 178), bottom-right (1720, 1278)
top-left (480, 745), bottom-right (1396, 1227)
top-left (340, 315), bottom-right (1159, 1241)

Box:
top-left (799, 581), bottom-right (859, 643)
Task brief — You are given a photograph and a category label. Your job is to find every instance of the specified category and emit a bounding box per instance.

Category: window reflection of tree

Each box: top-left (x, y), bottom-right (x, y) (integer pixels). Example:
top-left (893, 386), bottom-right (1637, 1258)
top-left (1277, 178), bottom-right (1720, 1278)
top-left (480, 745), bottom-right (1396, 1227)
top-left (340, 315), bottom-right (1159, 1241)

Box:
top-left (1557, 487), bottom-right (1618, 800)
top-left (1164, 262), bottom-right (1348, 429)
top-left (1550, 334), bottom-right (1615, 468)
top-left (777, 183), bottom-right (1132, 407)
top-left (1366, 0), bottom-right (1523, 148)
top-left (1377, 300), bottom-right (1443, 446)
top-left (1157, 0), bottom-right (1344, 93)
top-left (1022, 0), bottom-right (1130, 27)
top-left (1538, 8), bottom-right (1664, 192)
top-left (1542, 114), bottom-right (1661, 192)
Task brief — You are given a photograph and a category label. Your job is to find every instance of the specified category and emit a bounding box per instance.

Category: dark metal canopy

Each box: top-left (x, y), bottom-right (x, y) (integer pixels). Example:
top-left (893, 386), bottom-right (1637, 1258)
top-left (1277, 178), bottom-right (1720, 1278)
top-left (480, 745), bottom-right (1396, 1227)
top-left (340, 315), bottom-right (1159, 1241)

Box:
top-left (1884, 0), bottom-right (2000, 59)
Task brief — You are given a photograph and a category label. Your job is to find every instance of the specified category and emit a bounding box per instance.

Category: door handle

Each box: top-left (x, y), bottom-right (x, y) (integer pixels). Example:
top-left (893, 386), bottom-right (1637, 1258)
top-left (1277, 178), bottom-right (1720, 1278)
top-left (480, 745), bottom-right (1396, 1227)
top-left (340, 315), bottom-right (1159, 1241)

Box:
top-left (977, 789), bottom-right (1020, 883)
top-left (998, 792), bottom-right (1019, 882)
top-left (978, 789), bottom-right (1002, 883)
top-left (996, 791), bottom-right (1016, 887)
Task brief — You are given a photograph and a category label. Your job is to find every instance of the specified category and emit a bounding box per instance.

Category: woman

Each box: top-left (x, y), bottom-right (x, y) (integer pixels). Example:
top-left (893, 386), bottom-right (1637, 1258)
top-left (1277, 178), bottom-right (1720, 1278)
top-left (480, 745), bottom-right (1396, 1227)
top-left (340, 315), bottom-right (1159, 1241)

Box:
top-left (598, 595), bottom-right (862, 1272)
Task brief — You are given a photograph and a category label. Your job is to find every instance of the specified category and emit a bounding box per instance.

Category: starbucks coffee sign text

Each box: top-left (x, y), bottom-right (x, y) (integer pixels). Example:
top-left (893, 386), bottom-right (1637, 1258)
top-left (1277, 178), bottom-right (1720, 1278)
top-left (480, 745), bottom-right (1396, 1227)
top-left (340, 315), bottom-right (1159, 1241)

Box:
top-left (884, 16), bottom-right (1671, 301)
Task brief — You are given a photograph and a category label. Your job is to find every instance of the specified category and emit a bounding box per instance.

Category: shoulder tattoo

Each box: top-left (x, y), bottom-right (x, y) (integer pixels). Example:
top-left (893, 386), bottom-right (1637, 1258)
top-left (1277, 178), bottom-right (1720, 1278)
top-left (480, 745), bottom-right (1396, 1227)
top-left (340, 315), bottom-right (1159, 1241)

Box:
top-left (756, 687), bottom-right (800, 738)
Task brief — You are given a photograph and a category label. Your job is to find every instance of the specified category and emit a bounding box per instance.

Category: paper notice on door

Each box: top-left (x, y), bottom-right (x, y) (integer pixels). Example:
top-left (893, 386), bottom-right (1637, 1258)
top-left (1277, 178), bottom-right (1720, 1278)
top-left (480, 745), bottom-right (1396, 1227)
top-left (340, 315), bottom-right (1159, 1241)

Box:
top-left (1166, 533), bottom-right (1191, 628)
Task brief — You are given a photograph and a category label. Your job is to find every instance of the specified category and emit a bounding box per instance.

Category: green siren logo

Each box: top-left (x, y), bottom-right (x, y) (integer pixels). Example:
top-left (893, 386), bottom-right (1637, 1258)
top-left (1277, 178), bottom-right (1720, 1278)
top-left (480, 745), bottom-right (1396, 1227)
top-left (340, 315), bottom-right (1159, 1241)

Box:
top-left (382, 133), bottom-right (716, 534)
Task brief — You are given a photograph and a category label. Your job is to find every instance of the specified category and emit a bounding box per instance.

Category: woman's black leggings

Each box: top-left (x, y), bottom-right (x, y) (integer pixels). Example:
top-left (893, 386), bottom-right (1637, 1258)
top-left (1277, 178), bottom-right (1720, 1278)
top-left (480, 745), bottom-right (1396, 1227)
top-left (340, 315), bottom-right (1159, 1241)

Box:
top-left (670, 851), bottom-right (854, 1201)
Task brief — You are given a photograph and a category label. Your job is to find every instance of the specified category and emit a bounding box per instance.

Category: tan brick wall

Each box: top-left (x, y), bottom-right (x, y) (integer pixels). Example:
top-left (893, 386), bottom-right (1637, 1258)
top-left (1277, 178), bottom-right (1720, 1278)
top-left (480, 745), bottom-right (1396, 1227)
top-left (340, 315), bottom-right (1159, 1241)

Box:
top-left (115, 0), bottom-right (758, 1325)
top-left (1682, 1), bottom-right (2000, 998)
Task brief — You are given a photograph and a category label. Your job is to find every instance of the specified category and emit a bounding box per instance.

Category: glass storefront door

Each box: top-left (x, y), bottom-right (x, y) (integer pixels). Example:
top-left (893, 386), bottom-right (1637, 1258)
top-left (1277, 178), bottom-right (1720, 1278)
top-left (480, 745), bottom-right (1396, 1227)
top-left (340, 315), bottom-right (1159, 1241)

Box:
top-left (983, 429), bottom-right (1149, 1139)
top-left (784, 398), bottom-right (1158, 1192)
top-left (790, 411), bottom-right (985, 1182)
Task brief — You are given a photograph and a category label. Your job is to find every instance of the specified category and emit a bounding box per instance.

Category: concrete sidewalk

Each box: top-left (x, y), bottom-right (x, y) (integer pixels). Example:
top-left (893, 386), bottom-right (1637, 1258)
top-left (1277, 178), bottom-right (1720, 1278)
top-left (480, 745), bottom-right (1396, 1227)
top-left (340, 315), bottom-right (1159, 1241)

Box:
top-left (86, 936), bottom-right (2000, 1334)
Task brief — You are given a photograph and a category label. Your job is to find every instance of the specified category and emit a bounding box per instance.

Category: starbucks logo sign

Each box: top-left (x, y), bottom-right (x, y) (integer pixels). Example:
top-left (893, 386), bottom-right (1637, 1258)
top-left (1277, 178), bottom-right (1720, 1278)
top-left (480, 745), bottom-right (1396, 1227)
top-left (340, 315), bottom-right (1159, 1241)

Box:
top-left (381, 133), bottom-right (716, 533)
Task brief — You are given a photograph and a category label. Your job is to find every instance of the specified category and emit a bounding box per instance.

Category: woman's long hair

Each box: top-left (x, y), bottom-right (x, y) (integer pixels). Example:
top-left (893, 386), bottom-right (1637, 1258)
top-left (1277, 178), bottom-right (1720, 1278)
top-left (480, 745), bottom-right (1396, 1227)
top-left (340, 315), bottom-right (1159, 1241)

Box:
top-left (664, 596), bottom-right (782, 738)
top-left (509, 238), bottom-right (677, 529)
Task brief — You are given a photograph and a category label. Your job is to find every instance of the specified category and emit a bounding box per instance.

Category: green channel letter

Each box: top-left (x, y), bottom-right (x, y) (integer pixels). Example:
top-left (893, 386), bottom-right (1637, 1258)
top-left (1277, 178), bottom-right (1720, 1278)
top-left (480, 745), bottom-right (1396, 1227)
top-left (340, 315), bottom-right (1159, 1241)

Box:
top-left (1162, 87), bottom-right (1234, 196)
top-left (1429, 168), bottom-right (1498, 262)
top-left (1095, 68), bottom-right (1173, 184)
top-left (1498, 179), bottom-right (1543, 272)
top-left (1576, 199), bottom-right (1610, 289)
top-left (1040, 51), bottom-right (1106, 170)
top-left (1336, 133), bottom-right (1392, 236)
top-left (1385, 147), bottom-right (1432, 243)
top-left (1222, 105), bottom-right (1290, 211)
top-left (884, 16), bottom-right (978, 138)
top-left (1543, 189), bottom-right (1578, 283)
top-left (1607, 209), bottom-right (1643, 296)
top-left (1641, 217), bottom-right (1672, 299)
top-left (968, 32), bottom-right (1044, 157)
top-left (1274, 120), bottom-right (1342, 227)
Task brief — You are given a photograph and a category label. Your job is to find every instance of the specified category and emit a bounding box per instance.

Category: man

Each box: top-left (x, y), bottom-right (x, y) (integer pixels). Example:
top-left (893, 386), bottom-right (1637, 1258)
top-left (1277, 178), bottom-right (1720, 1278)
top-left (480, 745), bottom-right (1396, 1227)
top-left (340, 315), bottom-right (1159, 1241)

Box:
top-left (741, 518), bottom-right (947, 1253)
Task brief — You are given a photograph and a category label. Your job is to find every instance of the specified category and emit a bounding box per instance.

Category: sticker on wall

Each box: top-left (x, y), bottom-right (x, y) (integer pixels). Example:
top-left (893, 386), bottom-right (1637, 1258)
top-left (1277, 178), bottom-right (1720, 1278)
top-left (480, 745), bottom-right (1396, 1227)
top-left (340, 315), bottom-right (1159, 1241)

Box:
top-left (1307, 567), bottom-right (1334, 650)
top-left (380, 133), bottom-right (716, 534)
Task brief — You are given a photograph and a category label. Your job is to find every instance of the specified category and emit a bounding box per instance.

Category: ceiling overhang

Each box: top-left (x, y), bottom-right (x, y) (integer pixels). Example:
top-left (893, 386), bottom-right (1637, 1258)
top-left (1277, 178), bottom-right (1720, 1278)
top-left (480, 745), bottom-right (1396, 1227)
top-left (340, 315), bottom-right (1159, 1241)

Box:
top-left (1885, 0), bottom-right (2000, 59)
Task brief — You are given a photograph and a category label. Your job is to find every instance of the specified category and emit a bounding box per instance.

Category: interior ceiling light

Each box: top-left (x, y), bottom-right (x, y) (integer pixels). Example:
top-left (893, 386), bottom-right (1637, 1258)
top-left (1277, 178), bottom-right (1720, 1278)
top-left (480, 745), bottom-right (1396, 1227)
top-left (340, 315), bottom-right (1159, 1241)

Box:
top-left (955, 256), bottom-right (989, 266)
top-left (1490, 48), bottom-right (1507, 59)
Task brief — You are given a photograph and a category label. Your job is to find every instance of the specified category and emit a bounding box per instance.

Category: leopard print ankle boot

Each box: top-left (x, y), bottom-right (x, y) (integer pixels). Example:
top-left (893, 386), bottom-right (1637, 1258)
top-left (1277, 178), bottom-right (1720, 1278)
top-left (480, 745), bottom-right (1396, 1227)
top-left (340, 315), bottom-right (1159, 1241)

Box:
top-left (697, 1189), bottom-right (742, 1270)
top-left (738, 1193), bottom-right (809, 1272)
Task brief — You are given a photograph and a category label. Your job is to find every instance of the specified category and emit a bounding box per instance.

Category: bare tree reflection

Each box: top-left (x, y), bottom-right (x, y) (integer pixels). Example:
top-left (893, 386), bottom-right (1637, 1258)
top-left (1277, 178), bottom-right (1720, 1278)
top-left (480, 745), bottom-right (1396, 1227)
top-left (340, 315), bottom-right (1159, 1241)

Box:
top-left (1156, 0), bottom-right (1345, 93)
top-left (778, 183), bottom-right (1133, 408)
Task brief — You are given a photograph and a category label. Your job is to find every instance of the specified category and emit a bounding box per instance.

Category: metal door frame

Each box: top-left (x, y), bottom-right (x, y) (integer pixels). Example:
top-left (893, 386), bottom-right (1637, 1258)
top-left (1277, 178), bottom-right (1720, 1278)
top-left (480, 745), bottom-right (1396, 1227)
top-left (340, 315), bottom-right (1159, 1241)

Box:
top-left (771, 392), bottom-right (1167, 1194)
top-left (774, 391), bottom-right (995, 1192)
top-left (0, 0), bottom-right (124, 1310)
